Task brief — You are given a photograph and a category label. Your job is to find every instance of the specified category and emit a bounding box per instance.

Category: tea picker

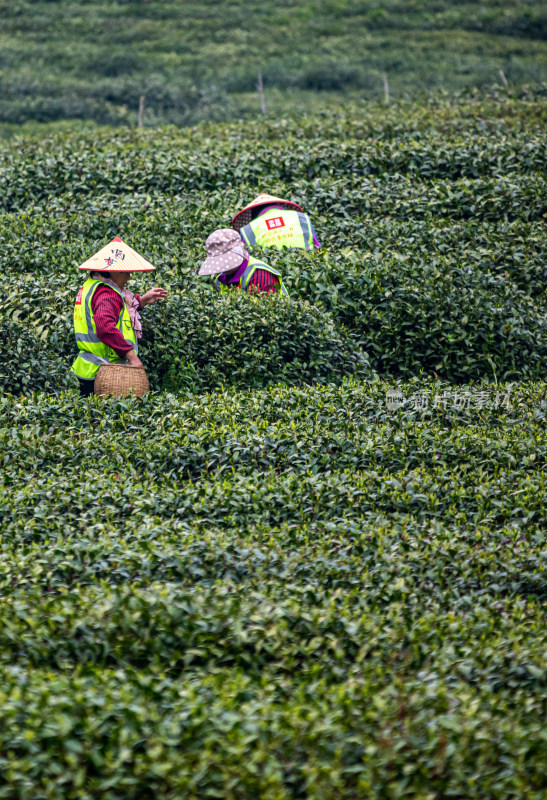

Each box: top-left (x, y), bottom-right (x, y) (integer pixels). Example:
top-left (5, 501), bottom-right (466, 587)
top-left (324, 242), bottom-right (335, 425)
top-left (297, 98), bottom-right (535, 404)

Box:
top-left (232, 193), bottom-right (321, 251)
top-left (197, 228), bottom-right (289, 295)
top-left (71, 237), bottom-right (167, 397)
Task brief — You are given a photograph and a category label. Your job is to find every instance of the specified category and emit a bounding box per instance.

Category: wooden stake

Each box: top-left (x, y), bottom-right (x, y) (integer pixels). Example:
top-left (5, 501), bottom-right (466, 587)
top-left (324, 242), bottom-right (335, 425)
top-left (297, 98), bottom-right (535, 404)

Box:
top-left (257, 70), bottom-right (266, 115)
top-left (499, 69), bottom-right (509, 87)
top-left (138, 95), bottom-right (146, 128)
top-left (381, 71), bottom-right (389, 105)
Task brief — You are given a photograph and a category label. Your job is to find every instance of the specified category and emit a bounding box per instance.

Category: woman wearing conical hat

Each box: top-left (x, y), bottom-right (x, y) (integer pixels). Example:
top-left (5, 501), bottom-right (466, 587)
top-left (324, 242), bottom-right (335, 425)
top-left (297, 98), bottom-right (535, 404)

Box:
top-left (232, 193), bottom-right (321, 251)
top-left (197, 229), bottom-right (289, 296)
top-left (71, 237), bottom-right (167, 396)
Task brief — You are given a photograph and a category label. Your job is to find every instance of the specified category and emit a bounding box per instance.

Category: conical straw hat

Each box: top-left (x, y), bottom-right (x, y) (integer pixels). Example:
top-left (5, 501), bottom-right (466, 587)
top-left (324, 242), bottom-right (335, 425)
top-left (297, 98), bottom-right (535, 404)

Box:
top-left (78, 237), bottom-right (156, 272)
top-left (232, 193), bottom-right (303, 232)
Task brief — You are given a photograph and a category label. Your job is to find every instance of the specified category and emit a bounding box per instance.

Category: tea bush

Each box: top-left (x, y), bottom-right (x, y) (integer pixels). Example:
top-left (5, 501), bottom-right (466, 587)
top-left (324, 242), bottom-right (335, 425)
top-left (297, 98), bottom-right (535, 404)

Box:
top-left (141, 289), bottom-right (369, 392)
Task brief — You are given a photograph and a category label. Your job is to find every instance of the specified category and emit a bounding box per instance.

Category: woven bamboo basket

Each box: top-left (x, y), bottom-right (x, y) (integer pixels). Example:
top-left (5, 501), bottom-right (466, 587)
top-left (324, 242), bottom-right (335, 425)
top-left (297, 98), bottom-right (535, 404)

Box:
top-left (94, 363), bottom-right (150, 398)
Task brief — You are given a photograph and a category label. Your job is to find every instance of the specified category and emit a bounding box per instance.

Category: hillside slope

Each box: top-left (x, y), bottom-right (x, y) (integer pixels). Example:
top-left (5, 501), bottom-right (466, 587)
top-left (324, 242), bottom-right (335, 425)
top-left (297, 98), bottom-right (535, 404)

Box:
top-left (1, 0), bottom-right (546, 126)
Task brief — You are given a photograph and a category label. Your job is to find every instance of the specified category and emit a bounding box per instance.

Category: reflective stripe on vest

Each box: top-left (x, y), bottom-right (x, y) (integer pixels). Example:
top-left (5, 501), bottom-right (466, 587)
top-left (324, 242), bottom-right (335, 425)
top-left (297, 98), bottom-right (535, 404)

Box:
top-left (78, 351), bottom-right (111, 366)
top-left (215, 257), bottom-right (289, 297)
top-left (71, 278), bottom-right (137, 380)
top-left (241, 211), bottom-right (314, 251)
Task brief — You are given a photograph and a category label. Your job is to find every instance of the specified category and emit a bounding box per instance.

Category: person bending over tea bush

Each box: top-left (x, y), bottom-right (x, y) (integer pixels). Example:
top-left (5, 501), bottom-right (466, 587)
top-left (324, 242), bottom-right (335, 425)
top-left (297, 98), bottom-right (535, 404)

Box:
top-left (197, 228), bottom-right (289, 295)
top-left (71, 237), bottom-right (167, 396)
top-left (233, 192), bottom-right (320, 251)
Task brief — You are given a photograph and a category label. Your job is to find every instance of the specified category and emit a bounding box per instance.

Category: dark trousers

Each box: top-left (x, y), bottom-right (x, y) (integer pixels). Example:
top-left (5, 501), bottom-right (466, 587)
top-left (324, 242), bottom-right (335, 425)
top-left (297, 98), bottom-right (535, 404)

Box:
top-left (78, 378), bottom-right (95, 397)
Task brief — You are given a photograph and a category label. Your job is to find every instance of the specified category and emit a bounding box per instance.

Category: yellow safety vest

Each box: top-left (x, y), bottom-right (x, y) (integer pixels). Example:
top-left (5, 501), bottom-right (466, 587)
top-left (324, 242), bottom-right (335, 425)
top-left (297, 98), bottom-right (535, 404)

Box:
top-left (215, 257), bottom-right (289, 296)
top-left (71, 278), bottom-right (137, 380)
top-left (240, 210), bottom-right (315, 250)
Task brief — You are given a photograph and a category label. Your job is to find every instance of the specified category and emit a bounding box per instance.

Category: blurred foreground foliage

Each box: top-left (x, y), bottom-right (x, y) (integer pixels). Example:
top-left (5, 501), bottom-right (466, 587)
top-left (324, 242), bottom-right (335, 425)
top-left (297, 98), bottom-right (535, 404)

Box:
top-left (0, 380), bottom-right (546, 797)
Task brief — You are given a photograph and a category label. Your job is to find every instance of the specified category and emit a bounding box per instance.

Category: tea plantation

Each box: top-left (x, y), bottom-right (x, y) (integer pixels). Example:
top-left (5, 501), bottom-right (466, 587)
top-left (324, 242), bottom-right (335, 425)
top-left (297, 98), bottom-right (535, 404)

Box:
top-left (0, 90), bottom-right (546, 797)
top-left (2, 0), bottom-right (546, 128)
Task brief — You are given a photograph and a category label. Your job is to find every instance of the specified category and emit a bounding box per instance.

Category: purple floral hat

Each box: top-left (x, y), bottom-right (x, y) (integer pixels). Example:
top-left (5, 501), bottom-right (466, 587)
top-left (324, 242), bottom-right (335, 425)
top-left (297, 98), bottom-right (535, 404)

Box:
top-left (197, 228), bottom-right (250, 276)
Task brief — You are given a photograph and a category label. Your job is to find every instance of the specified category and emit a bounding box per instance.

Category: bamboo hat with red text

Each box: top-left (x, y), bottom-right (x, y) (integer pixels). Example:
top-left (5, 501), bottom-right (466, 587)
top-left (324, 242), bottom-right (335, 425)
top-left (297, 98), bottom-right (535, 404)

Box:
top-left (78, 237), bottom-right (156, 272)
top-left (232, 193), bottom-right (303, 232)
